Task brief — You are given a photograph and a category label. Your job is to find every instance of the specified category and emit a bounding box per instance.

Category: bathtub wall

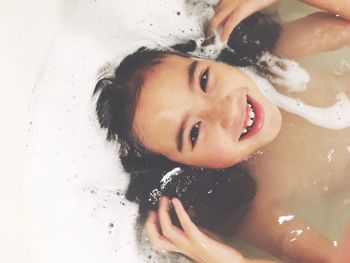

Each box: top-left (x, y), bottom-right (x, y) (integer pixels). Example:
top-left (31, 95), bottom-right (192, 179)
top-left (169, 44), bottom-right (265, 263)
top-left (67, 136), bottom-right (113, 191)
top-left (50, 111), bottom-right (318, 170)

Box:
top-left (0, 1), bottom-right (63, 262)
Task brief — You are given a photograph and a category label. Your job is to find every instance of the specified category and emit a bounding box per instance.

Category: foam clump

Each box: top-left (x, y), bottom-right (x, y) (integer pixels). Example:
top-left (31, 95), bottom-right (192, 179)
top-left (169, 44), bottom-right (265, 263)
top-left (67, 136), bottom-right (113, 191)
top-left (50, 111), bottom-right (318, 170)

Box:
top-left (160, 167), bottom-right (183, 190)
top-left (148, 167), bottom-right (185, 205)
top-left (192, 30), bottom-right (225, 59)
top-left (258, 52), bottom-right (310, 92)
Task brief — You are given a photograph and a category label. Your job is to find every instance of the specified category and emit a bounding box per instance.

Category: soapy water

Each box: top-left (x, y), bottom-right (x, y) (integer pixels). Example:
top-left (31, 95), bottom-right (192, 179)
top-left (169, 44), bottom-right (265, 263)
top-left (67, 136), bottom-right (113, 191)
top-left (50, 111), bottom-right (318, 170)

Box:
top-left (23, 0), bottom-right (349, 262)
top-left (334, 59), bottom-right (350, 76)
top-left (243, 67), bottom-right (350, 129)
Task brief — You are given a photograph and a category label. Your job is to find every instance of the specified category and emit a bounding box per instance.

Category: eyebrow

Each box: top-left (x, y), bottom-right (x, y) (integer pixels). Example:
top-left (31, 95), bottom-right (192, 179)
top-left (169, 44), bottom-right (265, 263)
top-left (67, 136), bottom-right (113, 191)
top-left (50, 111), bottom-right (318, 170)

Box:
top-left (176, 113), bottom-right (189, 152)
top-left (188, 60), bottom-right (198, 87)
top-left (175, 61), bottom-right (198, 153)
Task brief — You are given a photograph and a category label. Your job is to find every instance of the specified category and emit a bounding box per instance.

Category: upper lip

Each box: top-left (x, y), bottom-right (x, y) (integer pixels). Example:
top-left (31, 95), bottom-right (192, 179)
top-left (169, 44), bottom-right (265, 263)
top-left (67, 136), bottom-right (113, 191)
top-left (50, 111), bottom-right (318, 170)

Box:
top-left (241, 96), bottom-right (249, 134)
top-left (230, 93), bottom-right (249, 141)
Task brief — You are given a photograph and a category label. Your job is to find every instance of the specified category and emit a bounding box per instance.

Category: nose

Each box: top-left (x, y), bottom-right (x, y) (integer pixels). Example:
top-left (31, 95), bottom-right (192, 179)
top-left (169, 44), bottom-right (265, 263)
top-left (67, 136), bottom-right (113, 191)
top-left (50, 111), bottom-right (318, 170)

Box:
top-left (204, 94), bottom-right (235, 128)
top-left (219, 95), bottom-right (235, 128)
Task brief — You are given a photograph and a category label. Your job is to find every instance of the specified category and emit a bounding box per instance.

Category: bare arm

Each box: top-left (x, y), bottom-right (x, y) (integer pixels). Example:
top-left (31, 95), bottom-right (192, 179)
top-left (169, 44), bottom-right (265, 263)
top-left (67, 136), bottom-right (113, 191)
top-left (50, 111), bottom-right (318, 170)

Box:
top-left (298, 0), bottom-right (350, 21)
top-left (275, 12), bottom-right (350, 58)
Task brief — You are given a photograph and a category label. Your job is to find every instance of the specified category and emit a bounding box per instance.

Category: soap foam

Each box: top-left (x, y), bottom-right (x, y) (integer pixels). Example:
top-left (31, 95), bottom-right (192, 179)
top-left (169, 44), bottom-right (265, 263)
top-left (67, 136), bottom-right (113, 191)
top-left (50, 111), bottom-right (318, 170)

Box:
top-left (148, 167), bottom-right (184, 205)
top-left (258, 52), bottom-right (310, 92)
top-left (242, 67), bottom-right (350, 129)
top-left (160, 167), bottom-right (183, 190)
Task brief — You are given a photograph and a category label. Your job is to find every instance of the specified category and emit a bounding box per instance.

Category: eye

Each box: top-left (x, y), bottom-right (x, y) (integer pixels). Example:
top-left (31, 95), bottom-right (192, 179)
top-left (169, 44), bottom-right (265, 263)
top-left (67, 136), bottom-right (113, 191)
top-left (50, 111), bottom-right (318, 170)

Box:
top-left (190, 122), bottom-right (201, 148)
top-left (200, 68), bottom-right (209, 93)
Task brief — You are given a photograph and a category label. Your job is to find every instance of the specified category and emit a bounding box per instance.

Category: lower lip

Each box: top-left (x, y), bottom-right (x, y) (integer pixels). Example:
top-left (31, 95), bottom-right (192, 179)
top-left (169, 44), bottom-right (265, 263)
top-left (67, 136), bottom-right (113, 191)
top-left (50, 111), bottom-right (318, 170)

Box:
top-left (240, 95), bottom-right (265, 141)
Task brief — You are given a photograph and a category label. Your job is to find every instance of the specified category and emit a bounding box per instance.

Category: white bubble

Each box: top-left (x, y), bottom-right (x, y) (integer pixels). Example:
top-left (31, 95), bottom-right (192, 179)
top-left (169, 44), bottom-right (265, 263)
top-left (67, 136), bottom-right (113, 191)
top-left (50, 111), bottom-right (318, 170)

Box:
top-left (258, 53), bottom-right (310, 92)
top-left (243, 66), bottom-right (350, 130)
top-left (278, 215), bottom-right (295, 225)
top-left (345, 145), bottom-right (350, 153)
top-left (327, 149), bottom-right (335, 162)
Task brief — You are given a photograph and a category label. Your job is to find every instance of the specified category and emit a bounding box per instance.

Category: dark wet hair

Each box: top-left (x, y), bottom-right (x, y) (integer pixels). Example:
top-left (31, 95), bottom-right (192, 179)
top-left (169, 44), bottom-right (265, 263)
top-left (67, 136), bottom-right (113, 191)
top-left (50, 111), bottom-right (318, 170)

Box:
top-left (93, 48), bottom-right (179, 155)
top-left (94, 12), bottom-right (281, 238)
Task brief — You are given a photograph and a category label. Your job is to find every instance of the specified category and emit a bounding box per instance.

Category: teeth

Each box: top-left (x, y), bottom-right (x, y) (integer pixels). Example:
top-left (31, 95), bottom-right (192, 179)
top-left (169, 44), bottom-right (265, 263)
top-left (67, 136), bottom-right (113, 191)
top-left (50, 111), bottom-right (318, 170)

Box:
top-left (247, 119), bottom-right (253, 127)
top-left (240, 101), bottom-right (257, 139)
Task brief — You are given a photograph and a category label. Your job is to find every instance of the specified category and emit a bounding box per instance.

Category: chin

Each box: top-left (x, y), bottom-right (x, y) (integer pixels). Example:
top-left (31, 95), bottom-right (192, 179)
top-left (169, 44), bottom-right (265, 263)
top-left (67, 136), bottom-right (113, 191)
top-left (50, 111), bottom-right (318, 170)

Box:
top-left (207, 156), bottom-right (242, 169)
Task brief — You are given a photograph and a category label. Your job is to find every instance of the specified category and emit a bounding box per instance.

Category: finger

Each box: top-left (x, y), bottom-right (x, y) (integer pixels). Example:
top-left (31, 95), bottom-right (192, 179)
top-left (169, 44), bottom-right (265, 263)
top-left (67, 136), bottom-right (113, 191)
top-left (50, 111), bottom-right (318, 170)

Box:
top-left (209, 6), bottom-right (234, 34)
top-left (158, 196), bottom-right (189, 244)
top-left (146, 210), bottom-right (161, 233)
top-left (145, 211), bottom-right (179, 252)
top-left (220, 8), bottom-right (249, 42)
top-left (213, 0), bottom-right (226, 12)
top-left (171, 198), bottom-right (204, 240)
top-left (157, 198), bottom-right (204, 263)
top-left (220, 0), bottom-right (279, 42)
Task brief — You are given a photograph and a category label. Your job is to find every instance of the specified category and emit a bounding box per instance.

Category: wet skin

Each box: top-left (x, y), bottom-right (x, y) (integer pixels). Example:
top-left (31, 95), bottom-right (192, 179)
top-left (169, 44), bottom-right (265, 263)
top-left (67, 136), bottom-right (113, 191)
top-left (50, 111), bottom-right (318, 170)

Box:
top-left (133, 55), bottom-right (282, 168)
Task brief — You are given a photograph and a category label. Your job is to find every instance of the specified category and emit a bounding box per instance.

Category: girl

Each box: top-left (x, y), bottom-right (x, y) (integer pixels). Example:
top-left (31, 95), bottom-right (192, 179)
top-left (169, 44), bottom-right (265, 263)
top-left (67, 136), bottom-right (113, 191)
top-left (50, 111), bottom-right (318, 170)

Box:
top-left (94, 0), bottom-right (350, 262)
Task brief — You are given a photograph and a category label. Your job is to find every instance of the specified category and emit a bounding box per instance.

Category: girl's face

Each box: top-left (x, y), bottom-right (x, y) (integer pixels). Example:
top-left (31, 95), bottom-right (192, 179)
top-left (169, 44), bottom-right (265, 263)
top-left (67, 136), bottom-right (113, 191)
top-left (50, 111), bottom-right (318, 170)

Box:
top-left (133, 55), bottom-right (282, 168)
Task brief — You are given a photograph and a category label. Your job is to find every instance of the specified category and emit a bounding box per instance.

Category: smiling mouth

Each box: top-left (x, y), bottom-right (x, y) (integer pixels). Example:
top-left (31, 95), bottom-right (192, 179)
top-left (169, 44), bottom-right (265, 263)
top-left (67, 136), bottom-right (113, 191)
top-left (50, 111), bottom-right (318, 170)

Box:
top-left (240, 100), bottom-right (256, 140)
top-left (238, 95), bottom-right (264, 140)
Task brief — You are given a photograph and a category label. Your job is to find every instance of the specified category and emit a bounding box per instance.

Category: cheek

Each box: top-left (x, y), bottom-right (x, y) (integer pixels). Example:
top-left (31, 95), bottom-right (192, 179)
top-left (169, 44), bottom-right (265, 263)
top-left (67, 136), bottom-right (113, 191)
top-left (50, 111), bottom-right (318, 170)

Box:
top-left (199, 138), bottom-right (240, 168)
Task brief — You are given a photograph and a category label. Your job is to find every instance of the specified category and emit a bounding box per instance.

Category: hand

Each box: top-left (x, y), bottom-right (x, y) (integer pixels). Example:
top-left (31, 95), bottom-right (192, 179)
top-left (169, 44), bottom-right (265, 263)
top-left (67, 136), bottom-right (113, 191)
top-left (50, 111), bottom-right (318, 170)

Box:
top-left (145, 196), bottom-right (245, 263)
top-left (210, 0), bottom-right (279, 42)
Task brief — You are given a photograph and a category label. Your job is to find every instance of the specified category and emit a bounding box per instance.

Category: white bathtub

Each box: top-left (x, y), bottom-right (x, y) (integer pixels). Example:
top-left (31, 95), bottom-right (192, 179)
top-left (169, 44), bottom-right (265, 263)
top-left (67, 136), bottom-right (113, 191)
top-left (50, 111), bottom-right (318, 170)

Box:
top-left (0, 1), bottom-right (63, 262)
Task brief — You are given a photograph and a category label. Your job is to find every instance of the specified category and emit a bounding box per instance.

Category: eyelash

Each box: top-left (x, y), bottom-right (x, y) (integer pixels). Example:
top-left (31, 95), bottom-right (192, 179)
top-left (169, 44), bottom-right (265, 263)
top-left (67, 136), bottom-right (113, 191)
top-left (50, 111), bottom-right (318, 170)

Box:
top-left (190, 122), bottom-right (201, 148)
top-left (200, 68), bottom-right (209, 93)
top-left (189, 68), bottom-right (209, 148)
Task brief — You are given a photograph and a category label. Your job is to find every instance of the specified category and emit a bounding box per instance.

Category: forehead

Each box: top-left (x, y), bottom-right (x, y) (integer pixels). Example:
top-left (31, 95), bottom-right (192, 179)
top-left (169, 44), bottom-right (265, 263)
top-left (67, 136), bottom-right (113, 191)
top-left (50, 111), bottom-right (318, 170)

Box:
top-left (133, 55), bottom-right (192, 154)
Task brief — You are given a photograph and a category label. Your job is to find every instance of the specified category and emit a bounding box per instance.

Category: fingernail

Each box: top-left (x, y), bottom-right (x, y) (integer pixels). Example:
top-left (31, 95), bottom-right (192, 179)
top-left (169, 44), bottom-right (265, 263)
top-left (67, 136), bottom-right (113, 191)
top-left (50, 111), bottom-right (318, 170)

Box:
top-left (148, 211), bottom-right (156, 219)
top-left (171, 198), bottom-right (179, 206)
top-left (220, 35), bottom-right (226, 43)
top-left (160, 196), bottom-right (168, 203)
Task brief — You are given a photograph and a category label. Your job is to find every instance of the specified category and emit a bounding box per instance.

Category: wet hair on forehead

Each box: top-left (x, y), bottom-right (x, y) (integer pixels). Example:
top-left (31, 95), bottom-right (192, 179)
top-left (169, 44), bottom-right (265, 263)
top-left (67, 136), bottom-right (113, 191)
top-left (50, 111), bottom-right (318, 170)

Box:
top-left (93, 47), bottom-right (186, 156)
